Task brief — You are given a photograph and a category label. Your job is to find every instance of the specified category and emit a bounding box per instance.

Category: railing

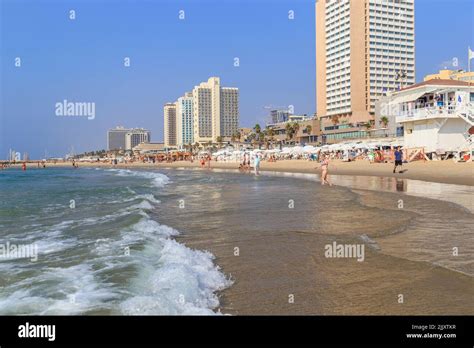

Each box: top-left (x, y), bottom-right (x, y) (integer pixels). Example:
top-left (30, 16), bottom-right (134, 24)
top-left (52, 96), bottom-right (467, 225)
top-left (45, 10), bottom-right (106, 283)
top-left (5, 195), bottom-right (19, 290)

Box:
top-left (396, 103), bottom-right (474, 123)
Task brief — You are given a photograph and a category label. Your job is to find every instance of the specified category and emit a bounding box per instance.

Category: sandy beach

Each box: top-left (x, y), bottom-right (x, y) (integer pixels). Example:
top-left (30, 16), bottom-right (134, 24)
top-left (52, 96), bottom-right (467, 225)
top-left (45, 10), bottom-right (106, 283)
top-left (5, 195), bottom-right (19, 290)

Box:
top-left (15, 158), bottom-right (474, 186)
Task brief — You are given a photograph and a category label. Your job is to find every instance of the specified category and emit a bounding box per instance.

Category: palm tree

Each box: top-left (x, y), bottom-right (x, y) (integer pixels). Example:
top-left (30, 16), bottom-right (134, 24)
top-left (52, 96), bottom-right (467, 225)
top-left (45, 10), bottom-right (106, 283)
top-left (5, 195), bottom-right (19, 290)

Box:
top-left (363, 122), bottom-right (373, 132)
top-left (266, 127), bottom-right (275, 148)
top-left (254, 124), bottom-right (261, 135)
top-left (237, 132), bottom-right (242, 142)
top-left (331, 115), bottom-right (340, 126)
top-left (379, 116), bottom-right (389, 128)
top-left (216, 136), bottom-right (223, 149)
top-left (266, 126), bottom-right (275, 139)
top-left (292, 122), bottom-right (300, 143)
top-left (304, 125), bottom-right (312, 134)
top-left (285, 122), bottom-right (294, 141)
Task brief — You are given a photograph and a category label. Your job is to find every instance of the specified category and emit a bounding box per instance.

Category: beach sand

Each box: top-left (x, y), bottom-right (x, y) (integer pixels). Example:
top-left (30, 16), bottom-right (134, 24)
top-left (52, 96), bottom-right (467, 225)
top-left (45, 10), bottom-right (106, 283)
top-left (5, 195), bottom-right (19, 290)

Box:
top-left (14, 158), bottom-right (474, 186)
top-left (155, 171), bottom-right (473, 315)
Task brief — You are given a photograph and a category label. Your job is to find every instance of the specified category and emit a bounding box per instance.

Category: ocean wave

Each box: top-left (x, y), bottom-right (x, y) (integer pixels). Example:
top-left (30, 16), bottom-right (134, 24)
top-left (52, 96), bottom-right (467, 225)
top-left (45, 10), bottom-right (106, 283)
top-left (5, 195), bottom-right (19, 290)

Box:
top-left (116, 218), bottom-right (231, 315)
top-left (106, 169), bottom-right (170, 188)
top-left (0, 264), bottom-right (119, 315)
top-left (120, 238), bottom-right (231, 315)
top-left (108, 193), bottom-right (161, 205)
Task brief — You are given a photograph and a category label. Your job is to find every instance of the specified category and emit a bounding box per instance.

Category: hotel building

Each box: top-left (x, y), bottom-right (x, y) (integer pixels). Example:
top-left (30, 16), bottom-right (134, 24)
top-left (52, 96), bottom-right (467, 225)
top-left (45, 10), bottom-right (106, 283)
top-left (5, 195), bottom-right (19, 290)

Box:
top-left (270, 109), bottom-right (291, 124)
top-left (176, 92), bottom-right (194, 147)
top-left (220, 87), bottom-right (239, 138)
top-left (163, 103), bottom-right (177, 148)
top-left (192, 77), bottom-right (221, 143)
top-left (316, 0), bottom-right (415, 141)
top-left (164, 77), bottom-right (239, 148)
top-left (107, 126), bottom-right (150, 151)
top-left (107, 126), bottom-right (129, 150)
top-left (125, 129), bottom-right (150, 150)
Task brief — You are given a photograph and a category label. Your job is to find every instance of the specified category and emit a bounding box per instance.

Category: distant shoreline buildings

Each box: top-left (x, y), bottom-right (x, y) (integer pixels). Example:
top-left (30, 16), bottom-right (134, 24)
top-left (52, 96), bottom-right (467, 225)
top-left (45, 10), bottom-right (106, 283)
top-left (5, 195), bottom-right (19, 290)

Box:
top-left (164, 77), bottom-right (239, 149)
top-left (107, 126), bottom-right (151, 151)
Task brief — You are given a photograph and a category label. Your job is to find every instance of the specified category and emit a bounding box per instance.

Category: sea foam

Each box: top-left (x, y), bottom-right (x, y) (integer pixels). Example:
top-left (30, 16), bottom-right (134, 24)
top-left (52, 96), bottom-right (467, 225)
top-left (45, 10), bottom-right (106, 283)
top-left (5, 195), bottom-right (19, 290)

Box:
top-left (106, 169), bottom-right (170, 188)
top-left (119, 218), bottom-right (232, 315)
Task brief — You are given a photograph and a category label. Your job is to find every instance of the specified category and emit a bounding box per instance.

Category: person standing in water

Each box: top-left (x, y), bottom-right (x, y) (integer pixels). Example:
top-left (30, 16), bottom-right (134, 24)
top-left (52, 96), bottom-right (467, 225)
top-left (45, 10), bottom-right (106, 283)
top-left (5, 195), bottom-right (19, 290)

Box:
top-left (319, 155), bottom-right (331, 186)
top-left (254, 154), bottom-right (261, 176)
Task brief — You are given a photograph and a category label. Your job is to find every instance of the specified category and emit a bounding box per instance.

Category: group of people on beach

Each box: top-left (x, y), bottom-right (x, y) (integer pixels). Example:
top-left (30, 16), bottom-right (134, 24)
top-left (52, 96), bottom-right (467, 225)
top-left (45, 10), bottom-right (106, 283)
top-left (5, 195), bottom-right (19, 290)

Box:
top-left (238, 153), bottom-right (261, 176)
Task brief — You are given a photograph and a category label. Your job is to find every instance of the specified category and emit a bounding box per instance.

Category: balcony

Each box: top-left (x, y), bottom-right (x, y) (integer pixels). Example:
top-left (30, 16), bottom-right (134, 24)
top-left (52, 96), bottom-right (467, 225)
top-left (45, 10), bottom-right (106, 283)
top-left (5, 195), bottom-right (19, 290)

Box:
top-left (395, 104), bottom-right (474, 124)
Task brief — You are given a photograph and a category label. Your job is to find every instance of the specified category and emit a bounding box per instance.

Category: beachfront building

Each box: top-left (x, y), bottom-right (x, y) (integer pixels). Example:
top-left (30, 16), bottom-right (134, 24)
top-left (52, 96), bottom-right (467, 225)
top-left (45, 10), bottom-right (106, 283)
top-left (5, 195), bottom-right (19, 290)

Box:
top-left (164, 77), bottom-right (239, 148)
top-left (220, 87), bottom-right (240, 140)
top-left (386, 79), bottom-right (474, 157)
top-left (268, 117), bottom-right (321, 145)
top-left (132, 142), bottom-right (165, 156)
top-left (107, 126), bottom-right (129, 150)
top-left (191, 77), bottom-right (239, 143)
top-left (192, 78), bottom-right (217, 144)
top-left (108, 126), bottom-right (150, 151)
top-left (164, 103), bottom-right (177, 148)
top-left (270, 109), bottom-right (291, 124)
top-left (176, 92), bottom-right (194, 149)
top-left (374, 96), bottom-right (404, 138)
top-left (125, 129), bottom-right (150, 151)
top-left (424, 69), bottom-right (474, 83)
top-left (316, 0), bottom-right (415, 139)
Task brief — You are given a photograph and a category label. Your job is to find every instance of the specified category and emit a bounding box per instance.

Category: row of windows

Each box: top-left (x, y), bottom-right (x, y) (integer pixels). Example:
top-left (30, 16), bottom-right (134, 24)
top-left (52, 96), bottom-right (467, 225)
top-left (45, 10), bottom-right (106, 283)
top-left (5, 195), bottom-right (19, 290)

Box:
top-left (369, 48), bottom-right (414, 55)
top-left (326, 31), bottom-right (350, 46)
top-left (369, 2), bottom-right (414, 10)
top-left (325, 131), bottom-right (367, 140)
top-left (369, 41), bottom-right (414, 49)
top-left (369, 28), bottom-right (414, 38)
top-left (370, 22), bottom-right (414, 31)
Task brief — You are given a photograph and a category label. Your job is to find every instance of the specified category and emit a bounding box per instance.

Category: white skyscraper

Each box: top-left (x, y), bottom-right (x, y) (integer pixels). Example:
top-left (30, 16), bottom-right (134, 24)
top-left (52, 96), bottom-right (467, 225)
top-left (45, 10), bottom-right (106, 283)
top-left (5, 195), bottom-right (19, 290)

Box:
top-left (165, 77), bottom-right (239, 146)
top-left (176, 92), bottom-right (194, 148)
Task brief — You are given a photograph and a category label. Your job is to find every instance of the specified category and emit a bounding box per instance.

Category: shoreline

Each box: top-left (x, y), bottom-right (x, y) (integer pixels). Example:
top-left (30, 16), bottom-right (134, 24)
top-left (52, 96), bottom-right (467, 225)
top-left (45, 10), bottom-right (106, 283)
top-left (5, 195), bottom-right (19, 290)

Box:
top-left (5, 159), bottom-right (474, 186)
top-left (149, 167), bottom-right (474, 315)
top-left (3, 161), bottom-right (473, 315)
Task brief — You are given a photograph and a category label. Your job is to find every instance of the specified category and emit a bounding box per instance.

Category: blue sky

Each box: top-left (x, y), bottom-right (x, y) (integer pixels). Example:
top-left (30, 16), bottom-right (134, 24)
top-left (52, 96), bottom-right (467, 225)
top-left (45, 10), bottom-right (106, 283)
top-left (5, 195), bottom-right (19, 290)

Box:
top-left (1, 0), bottom-right (473, 159)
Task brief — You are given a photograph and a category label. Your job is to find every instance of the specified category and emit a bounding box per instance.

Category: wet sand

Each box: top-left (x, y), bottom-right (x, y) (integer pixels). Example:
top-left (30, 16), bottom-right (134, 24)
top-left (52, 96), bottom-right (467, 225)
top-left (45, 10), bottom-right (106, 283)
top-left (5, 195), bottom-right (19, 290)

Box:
top-left (155, 169), bottom-right (474, 315)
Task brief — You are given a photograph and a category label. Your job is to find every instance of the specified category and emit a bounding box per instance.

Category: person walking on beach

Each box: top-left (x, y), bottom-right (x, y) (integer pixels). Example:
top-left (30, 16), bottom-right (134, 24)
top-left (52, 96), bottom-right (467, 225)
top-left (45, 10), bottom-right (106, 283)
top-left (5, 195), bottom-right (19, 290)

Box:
top-left (22, 162), bottom-right (26, 171)
top-left (254, 154), bottom-right (261, 176)
top-left (393, 147), bottom-right (403, 173)
top-left (319, 155), bottom-right (331, 186)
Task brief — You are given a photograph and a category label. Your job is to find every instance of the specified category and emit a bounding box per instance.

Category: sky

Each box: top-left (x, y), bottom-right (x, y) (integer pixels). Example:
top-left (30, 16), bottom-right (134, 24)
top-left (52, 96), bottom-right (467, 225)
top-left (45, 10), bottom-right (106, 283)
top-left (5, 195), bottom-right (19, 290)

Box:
top-left (1, 0), bottom-right (473, 159)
